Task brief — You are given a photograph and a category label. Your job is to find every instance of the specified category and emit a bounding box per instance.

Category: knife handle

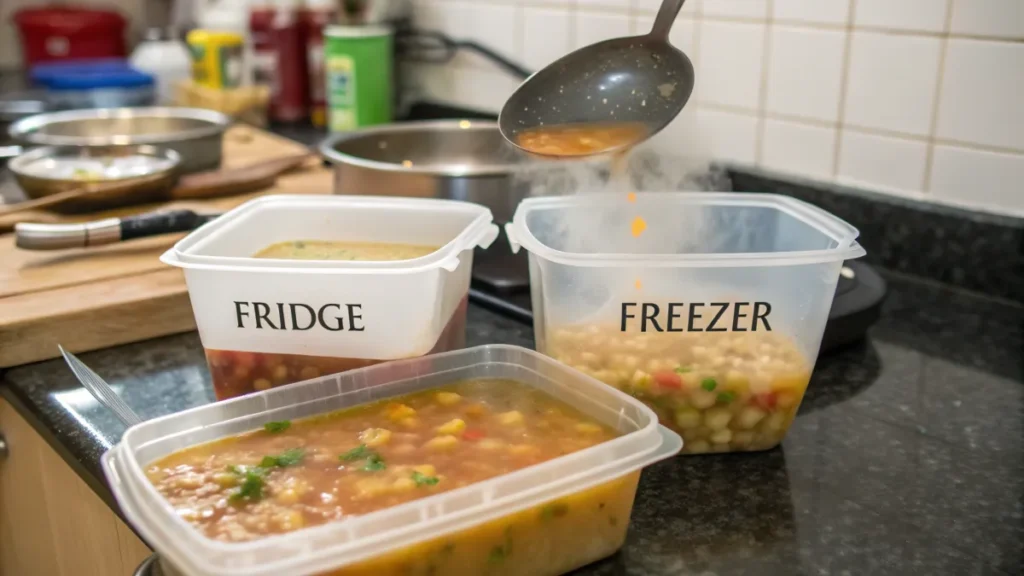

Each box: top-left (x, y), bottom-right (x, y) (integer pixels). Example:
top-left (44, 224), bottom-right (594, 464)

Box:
top-left (15, 209), bottom-right (209, 251)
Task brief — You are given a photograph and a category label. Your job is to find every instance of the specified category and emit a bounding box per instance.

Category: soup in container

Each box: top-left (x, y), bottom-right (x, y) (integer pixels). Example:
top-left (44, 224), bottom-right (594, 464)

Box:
top-left (102, 345), bottom-right (682, 576)
top-left (506, 192), bottom-right (866, 455)
top-left (161, 195), bottom-right (498, 399)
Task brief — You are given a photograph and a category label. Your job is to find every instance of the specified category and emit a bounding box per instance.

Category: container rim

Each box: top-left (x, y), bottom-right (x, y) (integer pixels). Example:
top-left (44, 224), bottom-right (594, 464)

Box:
top-left (160, 194), bottom-right (500, 274)
top-left (506, 192), bottom-right (866, 268)
top-left (103, 345), bottom-right (682, 576)
top-left (7, 106), bottom-right (231, 146)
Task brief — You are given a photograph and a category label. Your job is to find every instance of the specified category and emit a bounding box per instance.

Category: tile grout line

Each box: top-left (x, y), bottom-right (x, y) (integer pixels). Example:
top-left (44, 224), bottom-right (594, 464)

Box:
top-left (754, 0), bottom-right (774, 166)
top-left (921, 0), bottom-right (956, 195)
top-left (831, 0), bottom-right (858, 179)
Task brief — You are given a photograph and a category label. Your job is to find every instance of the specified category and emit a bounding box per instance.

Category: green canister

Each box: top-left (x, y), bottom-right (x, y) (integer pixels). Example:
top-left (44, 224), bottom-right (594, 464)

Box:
top-left (324, 25), bottom-right (393, 132)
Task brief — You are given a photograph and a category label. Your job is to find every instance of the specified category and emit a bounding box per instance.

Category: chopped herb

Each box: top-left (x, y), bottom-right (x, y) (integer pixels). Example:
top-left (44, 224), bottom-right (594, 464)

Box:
top-left (260, 447), bottom-right (305, 468)
top-left (361, 453), bottom-right (386, 472)
top-left (411, 470), bottom-right (440, 486)
top-left (294, 241), bottom-right (306, 249)
top-left (717, 391), bottom-right (736, 404)
top-left (340, 444), bottom-right (370, 461)
top-left (263, 420), bottom-right (291, 434)
top-left (539, 502), bottom-right (569, 521)
top-left (229, 467), bottom-right (267, 502)
top-left (701, 378), bottom-right (717, 391)
top-left (488, 545), bottom-right (507, 564)
top-left (674, 366), bottom-right (692, 374)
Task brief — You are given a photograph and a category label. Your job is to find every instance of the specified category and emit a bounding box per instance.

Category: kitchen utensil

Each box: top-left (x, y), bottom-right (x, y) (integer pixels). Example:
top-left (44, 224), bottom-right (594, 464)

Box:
top-left (8, 144), bottom-right (180, 211)
top-left (59, 345), bottom-right (143, 427)
top-left (16, 209), bottom-right (219, 250)
top-left (0, 125), bottom-right (328, 370)
top-left (396, 29), bottom-right (531, 80)
top-left (8, 107), bottom-right (231, 173)
top-left (320, 120), bottom-right (558, 223)
top-left (0, 150), bottom-right (314, 217)
top-left (498, 0), bottom-right (694, 155)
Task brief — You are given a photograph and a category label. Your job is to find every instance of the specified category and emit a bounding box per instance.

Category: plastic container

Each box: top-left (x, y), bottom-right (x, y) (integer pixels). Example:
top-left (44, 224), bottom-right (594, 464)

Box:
top-left (102, 344), bottom-right (682, 576)
top-left (31, 59), bottom-right (155, 109)
top-left (131, 28), bottom-right (193, 105)
top-left (507, 192), bottom-right (866, 455)
top-left (13, 7), bottom-right (126, 66)
top-left (161, 195), bottom-right (499, 400)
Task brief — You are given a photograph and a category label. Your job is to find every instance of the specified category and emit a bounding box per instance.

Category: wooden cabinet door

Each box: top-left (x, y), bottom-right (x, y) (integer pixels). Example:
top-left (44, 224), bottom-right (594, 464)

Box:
top-left (0, 397), bottom-right (151, 576)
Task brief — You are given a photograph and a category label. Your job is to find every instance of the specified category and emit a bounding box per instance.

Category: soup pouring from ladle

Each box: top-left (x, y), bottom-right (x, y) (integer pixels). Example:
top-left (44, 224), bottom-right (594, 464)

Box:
top-left (498, 0), bottom-right (695, 157)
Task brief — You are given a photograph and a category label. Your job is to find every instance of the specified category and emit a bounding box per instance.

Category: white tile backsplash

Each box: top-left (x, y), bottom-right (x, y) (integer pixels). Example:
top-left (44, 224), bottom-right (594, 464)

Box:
top-left (701, 0), bottom-right (769, 20)
top-left (398, 0), bottom-right (1023, 216)
top-left (760, 119), bottom-right (836, 178)
top-left (772, 0), bottom-right (851, 26)
top-left (837, 130), bottom-right (929, 195)
top-left (696, 20), bottom-right (765, 110)
top-left (937, 39), bottom-right (1024, 151)
top-left (949, 0), bottom-right (1024, 39)
top-left (765, 26), bottom-right (845, 122)
top-left (574, 11), bottom-right (632, 49)
top-left (844, 31), bottom-right (942, 136)
top-left (854, 0), bottom-right (950, 33)
top-left (522, 6), bottom-right (572, 70)
top-left (930, 145), bottom-right (1024, 216)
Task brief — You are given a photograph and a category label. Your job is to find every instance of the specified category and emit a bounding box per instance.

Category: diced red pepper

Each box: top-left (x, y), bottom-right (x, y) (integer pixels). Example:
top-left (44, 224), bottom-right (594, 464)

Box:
top-left (463, 429), bottom-right (486, 441)
top-left (653, 371), bottom-right (682, 389)
top-left (755, 393), bottom-right (777, 410)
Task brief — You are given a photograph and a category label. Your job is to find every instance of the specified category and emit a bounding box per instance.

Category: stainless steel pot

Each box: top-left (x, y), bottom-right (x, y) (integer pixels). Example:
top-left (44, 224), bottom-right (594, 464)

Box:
top-left (8, 107), bottom-right (230, 174)
top-left (320, 120), bottom-right (572, 223)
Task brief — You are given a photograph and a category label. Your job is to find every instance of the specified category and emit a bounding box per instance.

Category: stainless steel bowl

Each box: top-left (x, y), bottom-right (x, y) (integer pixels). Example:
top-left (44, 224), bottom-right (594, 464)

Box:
top-left (320, 120), bottom-right (586, 223)
top-left (9, 144), bottom-right (180, 212)
top-left (8, 107), bottom-right (229, 173)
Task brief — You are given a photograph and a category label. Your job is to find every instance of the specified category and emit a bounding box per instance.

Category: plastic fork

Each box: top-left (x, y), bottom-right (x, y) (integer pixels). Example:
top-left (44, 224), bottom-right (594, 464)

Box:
top-left (59, 345), bottom-right (143, 427)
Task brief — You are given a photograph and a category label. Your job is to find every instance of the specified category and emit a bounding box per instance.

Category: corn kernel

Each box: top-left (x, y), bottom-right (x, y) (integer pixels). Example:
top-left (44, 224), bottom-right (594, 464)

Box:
top-left (413, 464), bottom-right (436, 476)
top-left (272, 365), bottom-right (289, 382)
top-left (359, 427), bottom-right (392, 447)
top-left (276, 510), bottom-right (304, 530)
top-left (299, 366), bottom-right (320, 380)
top-left (477, 439), bottom-right (504, 451)
top-left (673, 408), bottom-right (701, 430)
top-left (275, 489), bottom-right (300, 505)
top-left (704, 408), bottom-right (733, 431)
top-left (435, 391), bottom-right (462, 406)
top-left (710, 429), bottom-right (733, 444)
top-left (398, 417), bottom-right (420, 429)
top-left (690, 389), bottom-right (717, 409)
top-left (392, 478), bottom-right (417, 492)
top-left (253, 378), bottom-right (272, 391)
top-left (386, 403), bottom-right (416, 421)
top-left (497, 411), bottom-right (525, 426)
top-left (424, 435), bottom-right (459, 451)
top-left (436, 418), bottom-right (467, 435)
top-left (212, 472), bottom-right (238, 488)
top-left (736, 406), bottom-right (766, 430)
top-left (464, 403), bottom-right (487, 418)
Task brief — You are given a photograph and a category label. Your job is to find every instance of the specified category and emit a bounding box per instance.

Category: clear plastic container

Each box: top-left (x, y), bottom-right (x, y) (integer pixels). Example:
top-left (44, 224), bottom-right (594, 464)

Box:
top-left (102, 344), bottom-right (682, 576)
top-left (161, 195), bottom-right (499, 399)
top-left (506, 192), bottom-right (866, 455)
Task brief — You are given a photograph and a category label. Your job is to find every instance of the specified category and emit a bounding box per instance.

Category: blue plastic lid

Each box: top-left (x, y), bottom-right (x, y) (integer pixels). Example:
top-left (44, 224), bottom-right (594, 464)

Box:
top-left (31, 58), bottom-right (154, 90)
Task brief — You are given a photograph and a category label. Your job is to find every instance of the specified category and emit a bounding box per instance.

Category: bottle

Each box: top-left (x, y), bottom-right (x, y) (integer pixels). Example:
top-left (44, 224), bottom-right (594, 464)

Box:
top-left (130, 27), bottom-right (192, 104)
top-left (250, 0), bottom-right (309, 122)
top-left (196, 0), bottom-right (254, 85)
top-left (303, 0), bottom-right (336, 127)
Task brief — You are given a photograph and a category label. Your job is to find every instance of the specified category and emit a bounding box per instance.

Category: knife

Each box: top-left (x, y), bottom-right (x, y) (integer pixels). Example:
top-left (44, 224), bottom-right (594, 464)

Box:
top-left (15, 209), bottom-right (221, 250)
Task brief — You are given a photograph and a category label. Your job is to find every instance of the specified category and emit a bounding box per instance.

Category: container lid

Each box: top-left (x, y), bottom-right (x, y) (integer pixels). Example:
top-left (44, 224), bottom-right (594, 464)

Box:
top-left (31, 58), bottom-right (154, 90)
top-left (324, 24), bottom-right (393, 38)
top-left (507, 192), bottom-right (866, 268)
top-left (13, 7), bottom-right (126, 30)
top-left (161, 195), bottom-right (500, 274)
top-left (102, 345), bottom-right (682, 576)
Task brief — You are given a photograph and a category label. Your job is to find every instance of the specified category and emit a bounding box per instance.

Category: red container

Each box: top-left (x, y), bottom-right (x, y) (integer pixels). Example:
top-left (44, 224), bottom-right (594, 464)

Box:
top-left (13, 7), bottom-right (126, 66)
top-left (250, 1), bottom-right (308, 123)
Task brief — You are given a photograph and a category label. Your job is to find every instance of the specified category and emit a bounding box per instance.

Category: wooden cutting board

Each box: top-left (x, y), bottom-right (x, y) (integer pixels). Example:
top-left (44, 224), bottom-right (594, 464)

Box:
top-left (0, 126), bottom-right (335, 368)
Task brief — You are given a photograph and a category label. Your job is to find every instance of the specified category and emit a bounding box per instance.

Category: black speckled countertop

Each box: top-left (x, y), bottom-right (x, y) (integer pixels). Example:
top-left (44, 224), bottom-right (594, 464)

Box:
top-left (2, 270), bottom-right (1021, 576)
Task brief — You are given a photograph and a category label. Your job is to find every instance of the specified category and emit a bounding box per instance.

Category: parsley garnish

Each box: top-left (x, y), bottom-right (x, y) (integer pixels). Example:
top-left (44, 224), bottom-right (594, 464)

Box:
top-left (260, 447), bottom-right (305, 468)
top-left (229, 467), bottom-right (267, 502)
top-left (411, 470), bottom-right (439, 486)
top-left (340, 444), bottom-right (369, 461)
top-left (263, 420), bottom-right (291, 434)
top-left (717, 391), bottom-right (736, 404)
top-left (361, 453), bottom-right (387, 472)
top-left (701, 378), bottom-right (717, 391)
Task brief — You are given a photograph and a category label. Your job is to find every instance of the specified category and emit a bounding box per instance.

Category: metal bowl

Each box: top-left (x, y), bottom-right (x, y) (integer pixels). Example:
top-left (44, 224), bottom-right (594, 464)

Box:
top-left (8, 107), bottom-right (229, 173)
top-left (9, 144), bottom-right (180, 213)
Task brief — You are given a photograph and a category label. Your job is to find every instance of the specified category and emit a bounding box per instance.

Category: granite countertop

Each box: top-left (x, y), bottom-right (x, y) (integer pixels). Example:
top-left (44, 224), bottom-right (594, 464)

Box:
top-left (1, 270), bottom-right (1021, 576)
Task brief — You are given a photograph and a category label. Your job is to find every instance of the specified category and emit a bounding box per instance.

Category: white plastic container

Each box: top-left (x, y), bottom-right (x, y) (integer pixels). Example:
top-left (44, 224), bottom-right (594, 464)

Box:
top-left (102, 345), bottom-right (682, 576)
top-left (161, 195), bottom-right (498, 399)
top-left (507, 192), bottom-right (866, 455)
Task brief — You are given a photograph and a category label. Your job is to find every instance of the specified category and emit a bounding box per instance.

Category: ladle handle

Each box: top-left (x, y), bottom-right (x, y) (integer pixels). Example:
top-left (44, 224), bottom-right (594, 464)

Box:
top-left (650, 0), bottom-right (686, 40)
